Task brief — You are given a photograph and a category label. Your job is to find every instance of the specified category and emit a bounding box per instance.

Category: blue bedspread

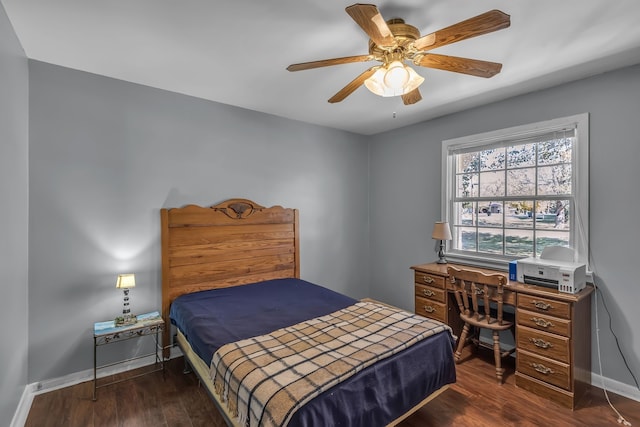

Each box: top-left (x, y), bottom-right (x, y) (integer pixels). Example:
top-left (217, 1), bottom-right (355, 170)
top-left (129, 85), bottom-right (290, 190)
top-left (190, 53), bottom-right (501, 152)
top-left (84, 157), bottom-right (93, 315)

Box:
top-left (170, 278), bottom-right (456, 426)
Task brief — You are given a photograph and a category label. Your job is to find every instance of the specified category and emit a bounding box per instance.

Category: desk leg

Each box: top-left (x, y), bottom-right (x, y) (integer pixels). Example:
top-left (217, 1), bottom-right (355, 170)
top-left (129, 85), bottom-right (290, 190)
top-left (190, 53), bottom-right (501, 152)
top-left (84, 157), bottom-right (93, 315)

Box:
top-left (92, 336), bottom-right (97, 401)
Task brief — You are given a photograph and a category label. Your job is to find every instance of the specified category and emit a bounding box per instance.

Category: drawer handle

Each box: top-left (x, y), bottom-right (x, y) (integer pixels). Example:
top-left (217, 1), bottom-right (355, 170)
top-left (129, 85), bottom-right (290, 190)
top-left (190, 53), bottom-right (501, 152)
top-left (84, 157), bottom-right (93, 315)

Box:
top-left (423, 305), bottom-right (436, 313)
top-left (530, 338), bottom-right (553, 349)
top-left (422, 275), bottom-right (435, 284)
top-left (422, 289), bottom-right (435, 297)
top-left (531, 363), bottom-right (555, 375)
top-left (532, 317), bottom-right (554, 328)
top-left (532, 300), bottom-right (553, 311)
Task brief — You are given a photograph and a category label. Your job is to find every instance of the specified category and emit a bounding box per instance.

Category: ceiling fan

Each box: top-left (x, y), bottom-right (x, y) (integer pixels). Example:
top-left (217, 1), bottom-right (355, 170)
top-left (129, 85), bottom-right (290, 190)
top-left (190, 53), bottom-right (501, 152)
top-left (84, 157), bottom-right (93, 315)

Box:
top-left (287, 3), bottom-right (510, 105)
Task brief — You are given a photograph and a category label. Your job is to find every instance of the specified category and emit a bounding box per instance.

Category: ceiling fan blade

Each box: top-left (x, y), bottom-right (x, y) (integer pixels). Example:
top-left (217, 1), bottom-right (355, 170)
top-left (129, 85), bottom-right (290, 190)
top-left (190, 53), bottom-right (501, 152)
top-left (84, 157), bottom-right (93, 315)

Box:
top-left (402, 88), bottom-right (422, 105)
top-left (417, 53), bottom-right (502, 78)
top-left (414, 10), bottom-right (510, 52)
top-left (287, 55), bottom-right (373, 72)
top-left (328, 67), bottom-right (378, 103)
top-left (345, 4), bottom-right (396, 48)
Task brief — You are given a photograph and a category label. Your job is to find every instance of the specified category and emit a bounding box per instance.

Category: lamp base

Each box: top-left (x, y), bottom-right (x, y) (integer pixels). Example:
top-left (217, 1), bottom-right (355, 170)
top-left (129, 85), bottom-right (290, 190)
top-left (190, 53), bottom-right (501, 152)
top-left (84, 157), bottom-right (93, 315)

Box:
top-left (436, 240), bottom-right (448, 264)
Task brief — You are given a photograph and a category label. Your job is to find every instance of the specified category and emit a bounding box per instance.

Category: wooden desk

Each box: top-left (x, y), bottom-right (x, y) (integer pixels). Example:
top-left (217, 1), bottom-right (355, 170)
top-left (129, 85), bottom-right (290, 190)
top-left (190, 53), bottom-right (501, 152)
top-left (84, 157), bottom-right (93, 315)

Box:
top-left (411, 262), bottom-right (594, 409)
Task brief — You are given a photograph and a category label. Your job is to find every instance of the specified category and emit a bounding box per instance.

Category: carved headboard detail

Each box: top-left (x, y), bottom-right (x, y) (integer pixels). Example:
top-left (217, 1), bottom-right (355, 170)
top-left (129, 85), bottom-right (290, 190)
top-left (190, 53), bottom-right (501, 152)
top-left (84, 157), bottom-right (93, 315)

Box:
top-left (214, 198), bottom-right (264, 219)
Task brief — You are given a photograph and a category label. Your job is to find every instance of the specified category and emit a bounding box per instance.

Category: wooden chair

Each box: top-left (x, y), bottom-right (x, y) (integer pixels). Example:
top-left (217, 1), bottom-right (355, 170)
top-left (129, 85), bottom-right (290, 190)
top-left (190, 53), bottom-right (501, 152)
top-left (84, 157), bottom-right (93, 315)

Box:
top-left (447, 266), bottom-right (515, 384)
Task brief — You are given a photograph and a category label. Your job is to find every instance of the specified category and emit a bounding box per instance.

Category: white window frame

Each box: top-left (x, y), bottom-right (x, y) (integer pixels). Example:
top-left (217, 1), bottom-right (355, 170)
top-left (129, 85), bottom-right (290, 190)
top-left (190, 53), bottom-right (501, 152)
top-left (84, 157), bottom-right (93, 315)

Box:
top-left (441, 113), bottom-right (589, 271)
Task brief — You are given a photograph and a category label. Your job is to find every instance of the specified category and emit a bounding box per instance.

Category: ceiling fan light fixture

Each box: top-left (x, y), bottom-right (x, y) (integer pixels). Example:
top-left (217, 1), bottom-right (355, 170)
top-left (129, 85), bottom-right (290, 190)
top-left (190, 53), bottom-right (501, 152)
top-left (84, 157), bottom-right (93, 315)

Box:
top-left (383, 60), bottom-right (409, 90)
top-left (363, 68), bottom-right (389, 96)
top-left (403, 66), bottom-right (425, 94)
top-left (364, 63), bottom-right (424, 97)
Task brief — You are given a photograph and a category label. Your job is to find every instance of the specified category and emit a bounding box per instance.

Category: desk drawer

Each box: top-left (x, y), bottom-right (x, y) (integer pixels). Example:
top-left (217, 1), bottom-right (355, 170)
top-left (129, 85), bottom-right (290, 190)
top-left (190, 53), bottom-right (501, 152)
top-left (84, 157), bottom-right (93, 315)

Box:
top-left (518, 308), bottom-right (571, 337)
top-left (517, 350), bottom-right (571, 391)
top-left (517, 325), bottom-right (570, 363)
top-left (518, 294), bottom-right (571, 319)
top-left (414, 272), bottom-right (446, 289)
top-left (415, 284), bottom-right (446, 303)
top-left (415, 296), bottom-right (447, 323)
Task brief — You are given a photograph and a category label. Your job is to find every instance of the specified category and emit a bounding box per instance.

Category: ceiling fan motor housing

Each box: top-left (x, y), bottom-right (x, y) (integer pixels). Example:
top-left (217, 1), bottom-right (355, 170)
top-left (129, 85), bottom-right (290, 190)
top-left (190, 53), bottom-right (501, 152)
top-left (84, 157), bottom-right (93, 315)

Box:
top-left (368, 18), bottom-right (420, 59)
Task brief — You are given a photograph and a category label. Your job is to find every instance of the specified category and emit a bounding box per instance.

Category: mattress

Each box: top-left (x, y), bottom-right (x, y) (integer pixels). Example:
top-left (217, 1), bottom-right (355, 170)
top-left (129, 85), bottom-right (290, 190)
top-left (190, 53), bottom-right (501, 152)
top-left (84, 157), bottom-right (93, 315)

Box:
top-left (170, 278), bottom-right (456, 426)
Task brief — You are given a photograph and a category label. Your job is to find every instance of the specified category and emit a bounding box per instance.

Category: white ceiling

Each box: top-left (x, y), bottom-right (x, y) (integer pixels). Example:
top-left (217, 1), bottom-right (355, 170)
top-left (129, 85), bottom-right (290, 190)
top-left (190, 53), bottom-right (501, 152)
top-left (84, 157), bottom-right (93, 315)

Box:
top-left (3, 0), bottom-right (640, 135)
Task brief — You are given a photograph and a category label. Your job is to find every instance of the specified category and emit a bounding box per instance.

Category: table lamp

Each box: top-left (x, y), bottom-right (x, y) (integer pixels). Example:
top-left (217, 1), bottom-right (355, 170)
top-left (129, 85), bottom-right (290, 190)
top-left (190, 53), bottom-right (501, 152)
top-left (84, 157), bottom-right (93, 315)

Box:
top-left (115, 273), bottom-right (136, 325)
top-left (432, 222), bottom-right (452, 264)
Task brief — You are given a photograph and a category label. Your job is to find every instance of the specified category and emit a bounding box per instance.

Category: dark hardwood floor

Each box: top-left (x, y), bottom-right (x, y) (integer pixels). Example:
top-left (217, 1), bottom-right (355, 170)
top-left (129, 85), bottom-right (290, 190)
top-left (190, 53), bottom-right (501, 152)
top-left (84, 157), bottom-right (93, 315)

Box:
top-left (25, 351), bottom-right (639, 427)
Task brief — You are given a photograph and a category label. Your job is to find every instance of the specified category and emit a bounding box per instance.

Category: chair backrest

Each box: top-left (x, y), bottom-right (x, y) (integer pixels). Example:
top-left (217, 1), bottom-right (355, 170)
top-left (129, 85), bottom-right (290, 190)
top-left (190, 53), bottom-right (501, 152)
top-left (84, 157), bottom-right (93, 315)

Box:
top-left (447, 266), bottom-right (508, 325)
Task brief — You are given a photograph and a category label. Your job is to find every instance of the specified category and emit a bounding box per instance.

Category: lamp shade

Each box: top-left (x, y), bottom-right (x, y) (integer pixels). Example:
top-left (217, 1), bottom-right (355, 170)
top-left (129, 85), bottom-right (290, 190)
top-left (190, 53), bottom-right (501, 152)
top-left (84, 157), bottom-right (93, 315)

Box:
top-left (431, 222), bottom-right (452, 240)
top-left (115, 273), bottom-right (136, 289)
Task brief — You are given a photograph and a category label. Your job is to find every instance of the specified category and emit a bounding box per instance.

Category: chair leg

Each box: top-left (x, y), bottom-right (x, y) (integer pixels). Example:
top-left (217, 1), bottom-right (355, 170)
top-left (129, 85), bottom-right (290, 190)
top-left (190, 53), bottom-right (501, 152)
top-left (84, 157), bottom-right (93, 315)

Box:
top-left (454, 323), bottom-right (471, 362)
top-left (492, 330), bottom-right (504, 384)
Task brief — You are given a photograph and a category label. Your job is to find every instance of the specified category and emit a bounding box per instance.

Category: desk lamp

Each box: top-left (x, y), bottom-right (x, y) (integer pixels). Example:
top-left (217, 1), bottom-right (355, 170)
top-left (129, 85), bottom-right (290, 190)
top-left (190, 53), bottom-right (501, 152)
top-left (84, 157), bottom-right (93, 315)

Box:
top-left (115, 273), bottom-right (136, 325)
top-left (432, 222), bottom-right (452, 264)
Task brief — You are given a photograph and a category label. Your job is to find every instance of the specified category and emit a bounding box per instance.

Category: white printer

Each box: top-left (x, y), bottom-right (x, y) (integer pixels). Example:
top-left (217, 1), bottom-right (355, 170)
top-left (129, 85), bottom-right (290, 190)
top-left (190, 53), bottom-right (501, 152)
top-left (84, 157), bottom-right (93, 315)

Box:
top-left (516, 247), bottom-right (586, 294)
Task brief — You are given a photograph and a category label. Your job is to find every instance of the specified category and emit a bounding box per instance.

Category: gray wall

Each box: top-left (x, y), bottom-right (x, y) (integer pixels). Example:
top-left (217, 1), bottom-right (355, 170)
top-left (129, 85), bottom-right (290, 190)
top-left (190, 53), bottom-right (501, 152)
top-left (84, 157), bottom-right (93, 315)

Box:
top-left (0, 2), bottom-right (29, 423)
top-left (28, 61), bottom-right (370, 382)
top-left (369, 64), bottom-right (640, 389)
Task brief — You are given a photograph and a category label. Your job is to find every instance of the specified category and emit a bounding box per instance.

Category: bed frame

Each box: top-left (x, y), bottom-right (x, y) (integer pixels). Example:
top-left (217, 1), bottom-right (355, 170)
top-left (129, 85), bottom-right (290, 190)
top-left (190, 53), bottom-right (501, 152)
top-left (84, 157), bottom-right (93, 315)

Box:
top-left (160, 198), bottom-right (449, 426)
top-left (160, 198), bottom-right (300, 356)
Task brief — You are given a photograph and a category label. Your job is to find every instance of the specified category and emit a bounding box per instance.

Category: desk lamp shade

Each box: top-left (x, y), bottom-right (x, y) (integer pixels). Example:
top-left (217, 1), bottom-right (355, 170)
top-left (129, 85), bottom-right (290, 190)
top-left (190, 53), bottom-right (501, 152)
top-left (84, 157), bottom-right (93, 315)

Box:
top-left (432, 222), bottom-right (452, 264)
top-left (115, 274), bottom-right (136, 325)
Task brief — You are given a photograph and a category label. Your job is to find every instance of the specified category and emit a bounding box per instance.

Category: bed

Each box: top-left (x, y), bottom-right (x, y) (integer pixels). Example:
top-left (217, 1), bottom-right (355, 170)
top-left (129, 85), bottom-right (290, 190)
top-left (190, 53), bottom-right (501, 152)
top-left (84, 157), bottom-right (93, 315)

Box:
top-left (161, 198), bottom-right (456, 427)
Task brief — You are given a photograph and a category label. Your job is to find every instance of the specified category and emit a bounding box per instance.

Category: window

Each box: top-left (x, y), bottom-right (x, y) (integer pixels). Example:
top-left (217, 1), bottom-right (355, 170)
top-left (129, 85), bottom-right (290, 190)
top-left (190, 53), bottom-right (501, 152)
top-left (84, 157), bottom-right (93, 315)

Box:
top-left (442, 114), bottom-right (589, 270)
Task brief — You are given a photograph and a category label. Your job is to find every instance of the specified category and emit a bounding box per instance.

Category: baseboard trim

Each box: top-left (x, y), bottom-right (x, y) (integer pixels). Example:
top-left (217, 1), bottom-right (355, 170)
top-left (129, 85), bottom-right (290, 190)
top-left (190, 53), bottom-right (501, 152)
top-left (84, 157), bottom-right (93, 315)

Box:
top-left (10, 383), bottom-right (37, 427)
top-left (11, 347), bottom-right (183, 427)
top-left (591, 372), bottom-right (640, 403)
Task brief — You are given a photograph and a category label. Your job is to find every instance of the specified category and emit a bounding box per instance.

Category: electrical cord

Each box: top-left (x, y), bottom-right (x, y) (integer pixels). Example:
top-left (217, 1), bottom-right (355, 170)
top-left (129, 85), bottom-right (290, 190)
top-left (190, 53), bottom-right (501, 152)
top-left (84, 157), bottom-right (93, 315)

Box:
top-left (595, 283), bottom-right (640, 390)
top-left (593, 280), bottom-right (634, 426)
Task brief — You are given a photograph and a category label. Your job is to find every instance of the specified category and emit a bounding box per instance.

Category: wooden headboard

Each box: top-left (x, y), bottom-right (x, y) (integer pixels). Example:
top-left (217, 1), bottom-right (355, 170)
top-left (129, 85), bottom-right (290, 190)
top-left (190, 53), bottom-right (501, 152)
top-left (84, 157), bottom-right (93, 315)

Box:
top-left (160, 198), bottom-right (300, 353)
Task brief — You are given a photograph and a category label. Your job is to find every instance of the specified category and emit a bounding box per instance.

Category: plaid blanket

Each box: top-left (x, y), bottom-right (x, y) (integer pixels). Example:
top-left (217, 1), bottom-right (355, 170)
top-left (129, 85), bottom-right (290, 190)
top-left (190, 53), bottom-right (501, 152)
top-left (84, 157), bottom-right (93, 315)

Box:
top-left (210, 301), bottom-right (452, 427)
